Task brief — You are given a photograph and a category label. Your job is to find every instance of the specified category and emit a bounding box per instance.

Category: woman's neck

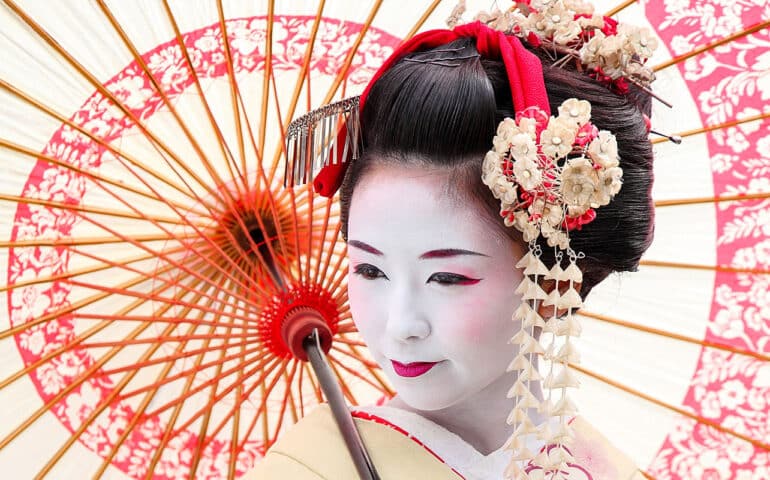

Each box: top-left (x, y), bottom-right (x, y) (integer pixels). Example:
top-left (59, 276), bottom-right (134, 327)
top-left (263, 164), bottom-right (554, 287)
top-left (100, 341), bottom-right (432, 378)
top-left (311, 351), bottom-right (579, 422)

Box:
top-left (386, 372), bottom-right (546, 455)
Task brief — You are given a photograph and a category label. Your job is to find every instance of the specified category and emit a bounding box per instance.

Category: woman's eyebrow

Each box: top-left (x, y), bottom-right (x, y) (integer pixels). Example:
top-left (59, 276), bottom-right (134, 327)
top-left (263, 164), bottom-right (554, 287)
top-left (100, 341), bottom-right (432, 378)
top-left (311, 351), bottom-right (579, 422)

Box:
top-left (348, 240), bottom-right (383, 255)
top-left (418, 249), bottom-right (489, 259)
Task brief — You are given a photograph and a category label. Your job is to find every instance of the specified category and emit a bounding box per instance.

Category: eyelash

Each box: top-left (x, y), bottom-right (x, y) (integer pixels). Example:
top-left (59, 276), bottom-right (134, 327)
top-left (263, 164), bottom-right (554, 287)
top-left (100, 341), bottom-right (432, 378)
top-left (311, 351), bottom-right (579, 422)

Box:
top-left (351, 264), bottom-right (481, 286)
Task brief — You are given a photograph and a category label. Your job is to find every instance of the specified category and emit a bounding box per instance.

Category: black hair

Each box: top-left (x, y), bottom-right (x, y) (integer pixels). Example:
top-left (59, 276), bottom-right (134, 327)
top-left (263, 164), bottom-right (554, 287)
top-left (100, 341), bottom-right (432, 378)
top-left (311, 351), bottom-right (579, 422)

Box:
top-left (339, 37), bottom-right (654, 300)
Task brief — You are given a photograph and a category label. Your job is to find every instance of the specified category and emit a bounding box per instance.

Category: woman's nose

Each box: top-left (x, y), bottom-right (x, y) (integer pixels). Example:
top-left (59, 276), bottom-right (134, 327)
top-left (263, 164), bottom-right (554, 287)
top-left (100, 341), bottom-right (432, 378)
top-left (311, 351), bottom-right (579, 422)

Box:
top-left (385, 283), bottom-right (431, 342)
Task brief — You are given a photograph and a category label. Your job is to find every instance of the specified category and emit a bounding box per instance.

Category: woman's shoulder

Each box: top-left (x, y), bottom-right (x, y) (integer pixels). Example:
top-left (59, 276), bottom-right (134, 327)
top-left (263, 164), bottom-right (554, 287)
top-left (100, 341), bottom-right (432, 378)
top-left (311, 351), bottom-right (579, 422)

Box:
top-left (564, 415), bottom-right (646, 480)
top-left (242, 404), bottom-right (461, 480)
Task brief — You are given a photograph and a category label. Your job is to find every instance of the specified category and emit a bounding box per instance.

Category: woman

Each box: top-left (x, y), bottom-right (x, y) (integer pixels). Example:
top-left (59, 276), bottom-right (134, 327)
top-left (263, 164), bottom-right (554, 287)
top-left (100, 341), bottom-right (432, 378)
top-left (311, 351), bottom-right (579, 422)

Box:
top-left (247, 6), bottom-right (655, 479)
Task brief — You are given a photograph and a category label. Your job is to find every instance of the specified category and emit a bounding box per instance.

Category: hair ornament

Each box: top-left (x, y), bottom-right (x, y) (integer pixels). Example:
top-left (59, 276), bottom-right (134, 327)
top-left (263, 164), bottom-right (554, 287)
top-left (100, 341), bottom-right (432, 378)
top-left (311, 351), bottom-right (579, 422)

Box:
top-left (483, 98), bottom-right (622, 251)
top-left (456, 0), bottom-right (671, 106)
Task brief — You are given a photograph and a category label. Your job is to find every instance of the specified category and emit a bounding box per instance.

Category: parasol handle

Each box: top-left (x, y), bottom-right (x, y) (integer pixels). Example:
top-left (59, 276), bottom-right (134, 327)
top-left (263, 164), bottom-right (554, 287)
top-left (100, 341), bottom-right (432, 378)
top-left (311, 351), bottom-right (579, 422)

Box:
top-left (304, 329), bottom-right (381, 480)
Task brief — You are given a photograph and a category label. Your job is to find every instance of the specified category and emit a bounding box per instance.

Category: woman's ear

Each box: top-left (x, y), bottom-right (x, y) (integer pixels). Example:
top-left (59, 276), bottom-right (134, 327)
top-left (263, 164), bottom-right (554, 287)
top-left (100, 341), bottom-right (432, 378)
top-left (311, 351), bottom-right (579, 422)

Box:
top-left (536, 279), bottom-right (582, 318)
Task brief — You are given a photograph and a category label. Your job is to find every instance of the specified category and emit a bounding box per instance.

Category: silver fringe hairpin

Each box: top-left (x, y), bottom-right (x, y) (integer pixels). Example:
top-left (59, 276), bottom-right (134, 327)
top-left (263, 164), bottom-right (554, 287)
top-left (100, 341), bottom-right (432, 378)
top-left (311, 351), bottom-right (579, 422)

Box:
top-left (284, 96), bottom-right (361, 188)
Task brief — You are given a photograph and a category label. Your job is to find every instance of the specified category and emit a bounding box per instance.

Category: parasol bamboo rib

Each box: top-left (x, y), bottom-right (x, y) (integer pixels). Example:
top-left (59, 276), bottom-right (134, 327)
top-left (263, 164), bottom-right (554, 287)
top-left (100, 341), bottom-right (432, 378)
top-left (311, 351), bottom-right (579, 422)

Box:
top-left (301, 361), bottom-right (324, 407)
top-left (330, 344), bottom-right (379, 370)
top-left (58, 224), bottom-right (264, 320)
top-left (0, 233), bottom-right (194, 249)
top-left (1, 0), bottom-right (232, 209)
top-left (142, 326), bottom-right (227, 480)
top-left (0, 247), bottom-right (261, 348)
top-left (327, 356), bottom-right (358, 406)
top-left (229, 283), bottom-right (252, 480)
top-left (319, 0), bottom-right (384, 108)
top-left (6, 2), bottom-right (289, 297)
top-left (578, 310), bottom-right (770, 363)
top-left (163, 356), bottom-right (285, 440)
top-left (266, 0), bottom-right (326, 183)
top-left (655, 191), bottom-right (770, 207)
top-left (283, 365), bottom-right (301, 425)
top-left (112, 344), bottom-right (272, 407)
top-left (304, 181), bottom-right (316, 286)
top-left (651, 110), bottom-right (770, 145)
top-left (34, 275), bottom-right (224, 480)
top-left (97, 0), bottom-right (246, 206)
top-left (0, 260), bottom-right (210, 393)
top-left (571, 363), bottom-right (770, 452)
top-left (241, 359), bottom-right (290, 451)
top-left (402, 0), bottom-right (444, 40)
top-left (258, 0), bottom-right (275, 160)
top-left (0, 193), bottom-right (196, 226)
top-left (0, 256), bottom-right (208, 342)
top-left (0, 137), bottom-right (210, 218)
top-left (187, 281), bottom-right (242, 480)
top-left (50, 182), bottom-right (281, 307)
top-left (95, 0), bottom-right (250, 205)
top-left (0, 248), bottom-right (170, 292)
top-left (92, 295), bottom-right (219, 479)
top-left (333, 337), bottom-right (367, 348)
top-left (297, 361), bottom-right (307, 423)
top-left (311, 199), bottom-right (333, 286)
top-left (264, 360), bottom-right (302, 449)
top-left (328, 250), bottom-right (352, 295)
top-left (640, 259), bottom-right (770, 276)
top-left (318, 220), bottom-right (345, 288)
top-left (95, 340), bottom-right (262, 379)
top-left (260, 380), bottom-right (270, 451)
top-left (604, 0), bottom-right (636, 17)
top-left (0, 78), bottom-right (211, 209)
top-left (161, 0), bottom-right (296, 298)
top-left (0, 263), bottom-right (211, 455)
top-left (203, 356), bottom-right (302, 457)
top-left (262, 361), bottom-right (300, 449)
top-left (66, 278), bottom-right (257, 329)
top-left (348, 342), bottom-right (394, 397)
top-left (139, 352), bottom-right (281, 420)
top-left (160, 0), bottom-right (250, 208)
top-left (66, 244), bottom-right (263, 329)
top-left (0, 79), bottom-right (283, 308)
top-left (228, 347), bottom-right (246, 480)
top-left (265, 70), bottom-right (314, 286)
top-left (78, 332), bottom-right (260, 349)
top-left (224, 67), bottom-right (299, 289)
top-left (73, 312), bottom-right (253, 332)
top-left (215, 0), bottom-right (251, 195)
top-left (328, 354), bottom-right (392, 393)
top-left (141, 308), bottom-right (257, 480)
top-left (654, 19), bottom-right (770, 72)
top-left (257, 58), bottom-right (301, 274)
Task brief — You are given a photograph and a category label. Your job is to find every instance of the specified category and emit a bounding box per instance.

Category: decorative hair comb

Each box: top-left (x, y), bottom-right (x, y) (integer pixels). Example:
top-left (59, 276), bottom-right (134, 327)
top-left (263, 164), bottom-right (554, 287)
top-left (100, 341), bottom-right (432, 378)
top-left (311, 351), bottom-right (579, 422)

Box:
top-left (284, 96), bottom-right (360, 189)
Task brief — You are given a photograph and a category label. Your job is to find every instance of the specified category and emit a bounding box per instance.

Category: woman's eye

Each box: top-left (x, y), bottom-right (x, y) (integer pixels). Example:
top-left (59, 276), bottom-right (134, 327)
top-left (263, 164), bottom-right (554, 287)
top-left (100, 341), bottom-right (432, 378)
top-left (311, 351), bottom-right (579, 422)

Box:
top-left (352, 264), bottom-right (387, 280)
top-left (427, 273), bottom-right (481, 286)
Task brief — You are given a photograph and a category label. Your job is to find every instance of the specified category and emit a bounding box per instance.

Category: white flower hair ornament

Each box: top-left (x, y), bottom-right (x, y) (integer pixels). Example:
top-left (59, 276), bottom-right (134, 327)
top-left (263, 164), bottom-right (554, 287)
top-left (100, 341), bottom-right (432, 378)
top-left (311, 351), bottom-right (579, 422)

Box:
top-left (450, 0), bottom-right (670, 106)
top-left (482, 99), bottom-right (622, 480)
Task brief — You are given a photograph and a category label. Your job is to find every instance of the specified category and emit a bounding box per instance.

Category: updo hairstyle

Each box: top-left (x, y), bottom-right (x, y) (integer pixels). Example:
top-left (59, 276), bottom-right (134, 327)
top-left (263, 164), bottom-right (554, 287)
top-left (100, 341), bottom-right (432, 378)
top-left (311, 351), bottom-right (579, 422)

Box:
top-left (339, 37), bottom-right (655, 300)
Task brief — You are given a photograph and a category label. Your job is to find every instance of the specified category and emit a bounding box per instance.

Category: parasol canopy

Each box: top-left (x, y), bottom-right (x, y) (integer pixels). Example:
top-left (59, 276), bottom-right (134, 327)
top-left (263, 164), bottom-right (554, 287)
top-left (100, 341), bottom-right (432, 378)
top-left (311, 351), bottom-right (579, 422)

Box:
top-left (0, 0), bottom-right (768, 478)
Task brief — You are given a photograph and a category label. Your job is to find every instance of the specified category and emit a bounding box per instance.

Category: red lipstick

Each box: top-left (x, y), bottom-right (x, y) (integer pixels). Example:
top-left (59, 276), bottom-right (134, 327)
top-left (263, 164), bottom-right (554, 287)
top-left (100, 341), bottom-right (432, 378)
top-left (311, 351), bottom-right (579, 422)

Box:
top-left (391, 360), bottom-right (439, 378)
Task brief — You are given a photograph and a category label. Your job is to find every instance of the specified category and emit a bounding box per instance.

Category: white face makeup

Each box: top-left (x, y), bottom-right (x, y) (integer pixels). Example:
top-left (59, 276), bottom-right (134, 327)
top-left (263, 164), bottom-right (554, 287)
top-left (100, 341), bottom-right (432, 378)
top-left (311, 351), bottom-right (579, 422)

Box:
top-left (347, 163), bottom-right (526, 412)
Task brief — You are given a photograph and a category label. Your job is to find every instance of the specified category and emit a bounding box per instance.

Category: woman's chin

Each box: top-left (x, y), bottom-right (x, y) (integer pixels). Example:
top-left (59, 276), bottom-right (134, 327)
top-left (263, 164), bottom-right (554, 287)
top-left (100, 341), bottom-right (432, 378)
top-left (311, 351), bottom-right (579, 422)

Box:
top-left (387, 387), bottom-right (459, 412)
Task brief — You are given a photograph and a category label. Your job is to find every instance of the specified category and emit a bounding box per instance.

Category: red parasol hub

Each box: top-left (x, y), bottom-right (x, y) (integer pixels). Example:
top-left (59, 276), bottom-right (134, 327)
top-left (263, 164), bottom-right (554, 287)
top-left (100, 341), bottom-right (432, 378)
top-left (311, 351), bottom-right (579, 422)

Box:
top-left (257, 283), bottom-right (340, 360)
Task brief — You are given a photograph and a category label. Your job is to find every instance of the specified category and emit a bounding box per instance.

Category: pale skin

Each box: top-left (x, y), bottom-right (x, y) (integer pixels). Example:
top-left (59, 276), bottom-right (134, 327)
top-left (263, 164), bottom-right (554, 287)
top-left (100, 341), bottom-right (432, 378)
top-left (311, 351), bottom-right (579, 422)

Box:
top-left (346, 162), bottom-right (576, 455)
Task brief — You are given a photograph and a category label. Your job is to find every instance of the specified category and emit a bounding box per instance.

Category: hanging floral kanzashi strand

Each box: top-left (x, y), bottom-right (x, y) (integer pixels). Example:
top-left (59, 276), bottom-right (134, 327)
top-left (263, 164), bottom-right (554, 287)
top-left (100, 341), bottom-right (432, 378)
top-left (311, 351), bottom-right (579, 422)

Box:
top-left (483, 98), bottom-right (621, 479)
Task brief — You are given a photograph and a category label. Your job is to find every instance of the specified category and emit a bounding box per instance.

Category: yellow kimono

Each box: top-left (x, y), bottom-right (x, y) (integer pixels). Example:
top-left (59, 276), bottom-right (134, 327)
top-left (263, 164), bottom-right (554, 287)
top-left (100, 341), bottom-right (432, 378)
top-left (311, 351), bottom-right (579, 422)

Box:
top-left (244, 405), bottom-right (645, 480)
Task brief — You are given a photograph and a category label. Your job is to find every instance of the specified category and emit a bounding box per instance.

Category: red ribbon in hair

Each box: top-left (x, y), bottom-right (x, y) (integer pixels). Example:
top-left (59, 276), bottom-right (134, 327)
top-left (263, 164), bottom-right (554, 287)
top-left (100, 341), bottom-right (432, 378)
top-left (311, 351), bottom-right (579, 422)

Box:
top-left (313, 21), bottom-right (550, 197)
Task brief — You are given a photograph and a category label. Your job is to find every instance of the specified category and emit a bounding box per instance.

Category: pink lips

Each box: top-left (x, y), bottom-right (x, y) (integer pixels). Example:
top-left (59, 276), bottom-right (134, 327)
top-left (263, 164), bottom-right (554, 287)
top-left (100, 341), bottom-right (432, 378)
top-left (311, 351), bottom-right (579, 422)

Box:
top-left (391, 360), bottom-right (439, 378)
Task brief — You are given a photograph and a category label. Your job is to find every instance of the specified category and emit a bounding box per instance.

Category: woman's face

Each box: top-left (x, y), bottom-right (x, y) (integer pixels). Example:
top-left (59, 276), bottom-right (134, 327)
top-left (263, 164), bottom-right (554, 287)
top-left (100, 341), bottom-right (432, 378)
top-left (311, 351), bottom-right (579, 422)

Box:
top-left (346, 163), bottom-right (525, 411)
